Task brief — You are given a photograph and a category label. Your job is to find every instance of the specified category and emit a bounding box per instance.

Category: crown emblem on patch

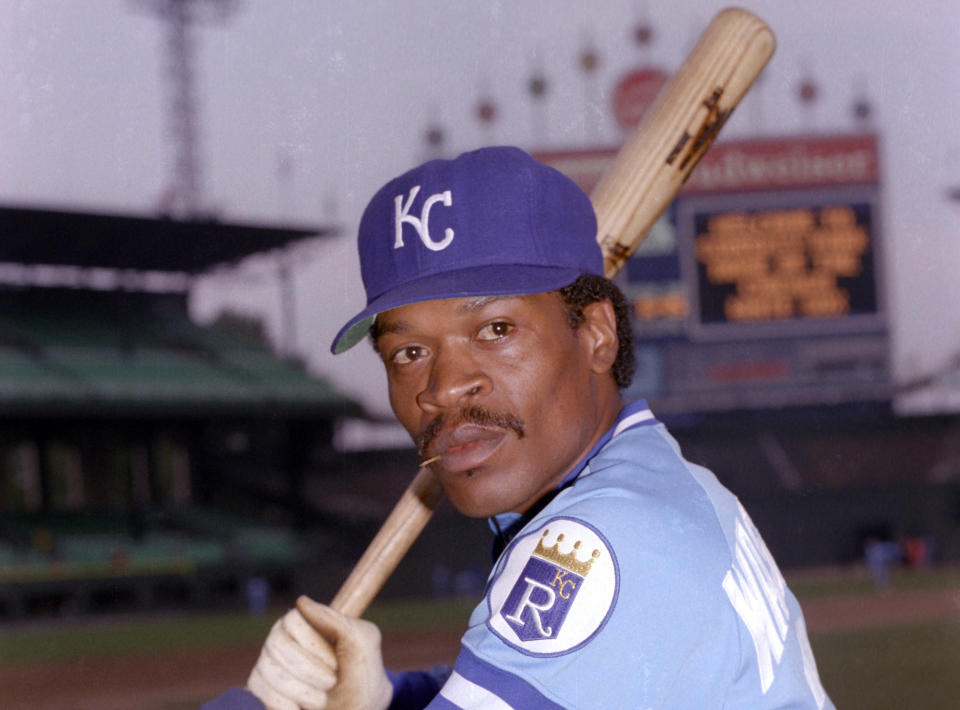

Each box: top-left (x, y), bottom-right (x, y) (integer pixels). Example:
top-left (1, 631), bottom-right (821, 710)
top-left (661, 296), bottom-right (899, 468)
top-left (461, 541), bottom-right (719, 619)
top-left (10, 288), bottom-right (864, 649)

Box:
top-left (532, 529), bottom-right (601, 577)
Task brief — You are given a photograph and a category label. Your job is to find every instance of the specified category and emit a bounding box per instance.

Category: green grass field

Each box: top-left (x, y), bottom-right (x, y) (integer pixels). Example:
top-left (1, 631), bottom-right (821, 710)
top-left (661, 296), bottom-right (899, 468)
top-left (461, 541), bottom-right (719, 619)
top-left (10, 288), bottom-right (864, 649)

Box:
top-left (786, 564), bottom-right (960, 599)
top-left (814, 620), bottom-right (960, 710)
top-left (0, 598), bottom-right (479, 666)
top-left (2, 567), bottom-right (957, 709)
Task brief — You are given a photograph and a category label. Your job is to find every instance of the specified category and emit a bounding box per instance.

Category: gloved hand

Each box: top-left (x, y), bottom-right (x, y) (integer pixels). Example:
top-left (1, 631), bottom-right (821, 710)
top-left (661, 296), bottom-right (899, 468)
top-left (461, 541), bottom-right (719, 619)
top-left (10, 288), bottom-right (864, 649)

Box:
top-left (247, 607), bottom-right (338, 710)
top-left (246, 597), bottom-right (392, 710)
top-left (296, 596), bottom-right (393, 710)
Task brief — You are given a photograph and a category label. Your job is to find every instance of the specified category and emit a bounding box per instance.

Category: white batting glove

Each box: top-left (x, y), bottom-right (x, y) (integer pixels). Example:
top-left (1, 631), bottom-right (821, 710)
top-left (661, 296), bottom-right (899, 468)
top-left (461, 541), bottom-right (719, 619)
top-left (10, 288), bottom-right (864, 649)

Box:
top-left (247, 607), bottom-right (338, 710)
top-left (296, 595), bottom-right (393, 710)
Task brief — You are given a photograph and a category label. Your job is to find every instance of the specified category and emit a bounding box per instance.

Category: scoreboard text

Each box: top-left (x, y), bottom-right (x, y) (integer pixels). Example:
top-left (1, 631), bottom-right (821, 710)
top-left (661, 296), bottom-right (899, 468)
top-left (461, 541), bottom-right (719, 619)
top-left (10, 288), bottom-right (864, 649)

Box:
top-left (693, 202), bottom-right (877, 325)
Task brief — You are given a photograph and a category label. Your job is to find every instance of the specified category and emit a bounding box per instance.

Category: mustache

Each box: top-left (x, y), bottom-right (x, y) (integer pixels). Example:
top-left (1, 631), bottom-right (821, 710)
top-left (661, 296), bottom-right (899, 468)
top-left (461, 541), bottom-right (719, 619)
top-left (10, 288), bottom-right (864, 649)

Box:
top-left (415, 405), bottom-right (525, 458)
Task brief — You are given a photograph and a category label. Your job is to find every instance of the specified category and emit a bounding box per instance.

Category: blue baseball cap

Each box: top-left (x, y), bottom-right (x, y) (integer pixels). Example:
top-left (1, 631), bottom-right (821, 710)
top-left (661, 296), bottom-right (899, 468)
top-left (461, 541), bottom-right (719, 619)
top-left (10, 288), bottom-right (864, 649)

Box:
top-left (331, 146), bottom-right (602, 354)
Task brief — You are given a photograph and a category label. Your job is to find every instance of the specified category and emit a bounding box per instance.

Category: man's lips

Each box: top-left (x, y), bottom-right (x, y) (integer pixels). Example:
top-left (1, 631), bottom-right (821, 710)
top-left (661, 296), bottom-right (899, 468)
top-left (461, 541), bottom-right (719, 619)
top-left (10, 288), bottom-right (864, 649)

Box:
top-left (428, 425), bottom-right (507, 472)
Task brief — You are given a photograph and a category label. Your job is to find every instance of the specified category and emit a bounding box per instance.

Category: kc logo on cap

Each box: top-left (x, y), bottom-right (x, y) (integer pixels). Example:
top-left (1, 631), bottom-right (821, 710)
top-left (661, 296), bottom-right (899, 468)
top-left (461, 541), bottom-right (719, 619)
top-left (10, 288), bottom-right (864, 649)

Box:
top-left (394, 186), bottom-right (454, 252)
top-left (331, 146), bottom-right (603, 354)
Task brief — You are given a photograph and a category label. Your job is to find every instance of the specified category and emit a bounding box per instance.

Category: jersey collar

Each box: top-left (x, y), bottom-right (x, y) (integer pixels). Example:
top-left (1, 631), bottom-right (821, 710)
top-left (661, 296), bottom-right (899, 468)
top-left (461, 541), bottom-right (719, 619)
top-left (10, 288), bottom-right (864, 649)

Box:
top-left (489, 398), bottom-right (657, 559)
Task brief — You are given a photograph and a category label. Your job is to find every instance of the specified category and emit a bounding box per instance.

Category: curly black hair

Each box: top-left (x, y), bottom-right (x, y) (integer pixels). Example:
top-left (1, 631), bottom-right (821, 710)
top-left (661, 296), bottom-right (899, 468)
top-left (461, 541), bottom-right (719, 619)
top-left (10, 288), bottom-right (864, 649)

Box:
top-left (557, 274), bottom-right (635, 390)
top-left (369, 274), bottom-right (636, 389)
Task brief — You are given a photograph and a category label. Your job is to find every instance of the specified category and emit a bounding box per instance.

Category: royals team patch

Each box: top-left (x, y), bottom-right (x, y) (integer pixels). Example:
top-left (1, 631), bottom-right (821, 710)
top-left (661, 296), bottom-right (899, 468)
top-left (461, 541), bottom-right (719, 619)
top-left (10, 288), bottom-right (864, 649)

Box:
top-left (487, 518), bottom-right (618, 656)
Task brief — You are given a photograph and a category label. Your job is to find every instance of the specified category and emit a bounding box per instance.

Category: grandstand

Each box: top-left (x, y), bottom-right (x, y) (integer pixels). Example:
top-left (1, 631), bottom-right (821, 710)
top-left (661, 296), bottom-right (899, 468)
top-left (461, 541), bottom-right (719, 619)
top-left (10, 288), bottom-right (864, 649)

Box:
top-left (0, 205), bottom-right (362, 616)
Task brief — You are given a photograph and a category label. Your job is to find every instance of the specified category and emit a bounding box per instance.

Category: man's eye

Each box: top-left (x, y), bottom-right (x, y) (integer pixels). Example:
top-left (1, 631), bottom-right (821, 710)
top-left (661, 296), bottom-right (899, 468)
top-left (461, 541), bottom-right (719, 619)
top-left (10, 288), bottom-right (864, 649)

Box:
top-left (477, 321), bottom-right (513, 341)
top-left (391, 345), bottom-right (427, 365)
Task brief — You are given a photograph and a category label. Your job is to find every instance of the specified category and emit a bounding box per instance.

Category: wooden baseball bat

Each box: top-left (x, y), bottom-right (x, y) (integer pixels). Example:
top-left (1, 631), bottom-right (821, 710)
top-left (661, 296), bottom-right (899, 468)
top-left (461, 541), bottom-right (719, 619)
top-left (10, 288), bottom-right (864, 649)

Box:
top-left (303, 6), bottom-right (775, 622)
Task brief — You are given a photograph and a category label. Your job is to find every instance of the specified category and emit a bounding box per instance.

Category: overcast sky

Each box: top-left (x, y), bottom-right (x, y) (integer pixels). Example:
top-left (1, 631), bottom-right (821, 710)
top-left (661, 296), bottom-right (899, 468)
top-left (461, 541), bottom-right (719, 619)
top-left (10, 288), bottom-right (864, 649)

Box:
top-left (2, 0), bottom-right (959, 418)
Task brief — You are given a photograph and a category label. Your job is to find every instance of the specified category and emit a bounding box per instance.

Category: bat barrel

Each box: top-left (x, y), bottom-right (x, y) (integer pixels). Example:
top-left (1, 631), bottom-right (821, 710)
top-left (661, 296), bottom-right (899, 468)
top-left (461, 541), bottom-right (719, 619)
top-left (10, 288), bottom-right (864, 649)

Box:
top-left (592, 7), bottom-right (776, 277)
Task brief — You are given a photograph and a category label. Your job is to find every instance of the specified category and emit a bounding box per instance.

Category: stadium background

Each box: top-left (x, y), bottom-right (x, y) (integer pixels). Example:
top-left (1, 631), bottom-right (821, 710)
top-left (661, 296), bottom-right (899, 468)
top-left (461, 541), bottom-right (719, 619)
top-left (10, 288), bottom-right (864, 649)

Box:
top-left (1, 2), bottom-right (958, 708)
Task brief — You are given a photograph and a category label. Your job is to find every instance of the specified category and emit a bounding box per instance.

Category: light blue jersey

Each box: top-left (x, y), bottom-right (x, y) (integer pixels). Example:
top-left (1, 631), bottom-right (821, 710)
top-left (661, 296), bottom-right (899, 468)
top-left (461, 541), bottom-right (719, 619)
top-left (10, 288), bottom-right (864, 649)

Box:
top-left (427, 400), bottom-right (832, 710)
top-left (204, 400), bottom-right (832, 710)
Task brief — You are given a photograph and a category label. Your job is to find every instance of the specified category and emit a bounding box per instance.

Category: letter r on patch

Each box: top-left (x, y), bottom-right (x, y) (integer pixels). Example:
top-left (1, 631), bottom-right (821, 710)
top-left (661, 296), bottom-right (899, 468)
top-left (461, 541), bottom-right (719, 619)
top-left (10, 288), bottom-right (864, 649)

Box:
top-left (501, 557), bottom-right (583, 641)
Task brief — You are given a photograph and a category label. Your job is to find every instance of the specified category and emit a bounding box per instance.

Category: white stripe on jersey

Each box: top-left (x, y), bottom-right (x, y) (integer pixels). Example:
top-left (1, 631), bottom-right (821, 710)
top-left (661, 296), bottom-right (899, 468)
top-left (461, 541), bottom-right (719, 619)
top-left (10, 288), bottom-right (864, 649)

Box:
top-left (612, 408), bottom-right (655, 438)
top-left (439, 671), bottom-right (516, 710)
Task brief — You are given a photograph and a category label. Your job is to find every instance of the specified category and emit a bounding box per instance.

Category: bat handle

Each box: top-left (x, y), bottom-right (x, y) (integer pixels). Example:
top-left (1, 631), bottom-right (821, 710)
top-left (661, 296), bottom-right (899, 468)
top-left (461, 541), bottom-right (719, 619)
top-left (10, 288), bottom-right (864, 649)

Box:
top-left (326, 466), bottom-right (445, 618)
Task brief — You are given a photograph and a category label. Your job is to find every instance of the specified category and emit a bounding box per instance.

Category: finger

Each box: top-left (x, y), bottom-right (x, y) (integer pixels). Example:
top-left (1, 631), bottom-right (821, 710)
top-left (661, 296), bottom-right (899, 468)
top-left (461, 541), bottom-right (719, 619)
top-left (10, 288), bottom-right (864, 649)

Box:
top-left (297, 595), bottom-right (368, 646)
top-left (297, 596), bottom-right (383, 662)
top-left (296, 595), bottom-right (346, 637)
top-left (247, 662), bottom-right (302, 710)
top-left (282, 607), bottom-right (338, 669)
top-left (256, 643), bottom-right (329, 710)
top-left (265, 620), bottom-right (337, 691)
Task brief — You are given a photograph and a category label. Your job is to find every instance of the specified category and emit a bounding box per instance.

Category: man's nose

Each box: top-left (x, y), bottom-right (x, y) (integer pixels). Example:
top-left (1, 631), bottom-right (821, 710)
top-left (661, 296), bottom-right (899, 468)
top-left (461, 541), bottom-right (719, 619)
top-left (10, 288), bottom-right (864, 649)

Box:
top-left (416, 346), bottom-right (491, 412)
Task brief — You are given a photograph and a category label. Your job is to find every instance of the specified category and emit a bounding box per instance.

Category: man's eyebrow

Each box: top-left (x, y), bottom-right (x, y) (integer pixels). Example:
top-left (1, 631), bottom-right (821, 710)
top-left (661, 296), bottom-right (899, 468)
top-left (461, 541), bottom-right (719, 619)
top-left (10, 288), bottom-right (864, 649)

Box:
top-left (457, 295), bottom-right (521, 313)
top-left (374, 319), bottom-right (411, 336)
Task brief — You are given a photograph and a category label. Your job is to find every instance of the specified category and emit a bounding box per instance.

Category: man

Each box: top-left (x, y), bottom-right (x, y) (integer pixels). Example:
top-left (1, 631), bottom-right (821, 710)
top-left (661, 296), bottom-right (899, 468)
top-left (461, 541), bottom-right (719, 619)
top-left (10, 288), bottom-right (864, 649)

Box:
top-left (207, 146), bottom-right (832, 709)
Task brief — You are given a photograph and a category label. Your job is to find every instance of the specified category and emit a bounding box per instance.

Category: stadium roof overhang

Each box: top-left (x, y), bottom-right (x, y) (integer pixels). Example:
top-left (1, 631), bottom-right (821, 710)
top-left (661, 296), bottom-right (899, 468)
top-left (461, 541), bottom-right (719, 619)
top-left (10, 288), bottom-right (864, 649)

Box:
top-left (0, 205), bottom-right (332, 272)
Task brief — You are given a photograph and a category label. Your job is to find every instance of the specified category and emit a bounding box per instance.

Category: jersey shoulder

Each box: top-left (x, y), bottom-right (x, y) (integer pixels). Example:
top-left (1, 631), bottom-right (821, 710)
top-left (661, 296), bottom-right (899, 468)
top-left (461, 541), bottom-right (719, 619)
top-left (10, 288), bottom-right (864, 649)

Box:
top-left (458, 421), bottom-right (832, 709)
top-left (561, 421), bottom-right (741, 578)
top-left (460, 424), bottom-right (743, 705)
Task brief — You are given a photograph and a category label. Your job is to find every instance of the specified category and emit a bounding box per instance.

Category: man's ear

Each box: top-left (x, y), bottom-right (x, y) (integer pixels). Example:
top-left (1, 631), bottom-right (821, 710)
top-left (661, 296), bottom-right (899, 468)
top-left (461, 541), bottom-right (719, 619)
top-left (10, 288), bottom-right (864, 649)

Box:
top-left (580, 300), bottom-right (619, 376)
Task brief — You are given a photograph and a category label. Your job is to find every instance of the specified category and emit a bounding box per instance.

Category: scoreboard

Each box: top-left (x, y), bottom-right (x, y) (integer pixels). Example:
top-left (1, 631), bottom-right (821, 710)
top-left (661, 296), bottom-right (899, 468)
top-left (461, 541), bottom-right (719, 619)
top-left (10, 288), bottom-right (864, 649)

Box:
top-left (682, 189), bottom-right (883, 337)
top-left (537, 134), bottom-right (891, 415)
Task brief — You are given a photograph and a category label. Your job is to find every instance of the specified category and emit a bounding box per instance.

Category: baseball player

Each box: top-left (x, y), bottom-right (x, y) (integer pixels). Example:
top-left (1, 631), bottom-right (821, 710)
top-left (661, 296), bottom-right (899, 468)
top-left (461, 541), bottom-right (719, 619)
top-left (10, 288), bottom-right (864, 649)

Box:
top-left (205, 146), bottom-right (833, 709)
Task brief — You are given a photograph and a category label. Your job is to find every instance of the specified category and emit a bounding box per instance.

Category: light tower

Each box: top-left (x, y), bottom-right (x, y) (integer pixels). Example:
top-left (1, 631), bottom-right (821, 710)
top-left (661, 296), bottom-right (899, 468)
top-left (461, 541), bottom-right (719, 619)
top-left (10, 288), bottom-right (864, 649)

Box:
top-left (135, 0), bottom-right (239, 218)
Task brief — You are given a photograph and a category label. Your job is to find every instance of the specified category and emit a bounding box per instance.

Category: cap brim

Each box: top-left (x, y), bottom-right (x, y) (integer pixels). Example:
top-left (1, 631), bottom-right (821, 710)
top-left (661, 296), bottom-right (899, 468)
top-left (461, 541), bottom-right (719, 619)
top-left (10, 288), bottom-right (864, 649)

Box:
top-left (330, 263), bottom-right (585, 354)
